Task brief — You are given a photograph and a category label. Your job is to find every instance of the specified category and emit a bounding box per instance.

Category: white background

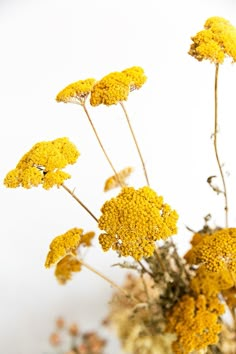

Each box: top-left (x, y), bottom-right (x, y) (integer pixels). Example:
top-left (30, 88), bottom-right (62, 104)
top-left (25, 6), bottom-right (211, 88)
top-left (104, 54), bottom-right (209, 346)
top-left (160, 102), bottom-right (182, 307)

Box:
top-left (1, 0), bottom-right (236, 353)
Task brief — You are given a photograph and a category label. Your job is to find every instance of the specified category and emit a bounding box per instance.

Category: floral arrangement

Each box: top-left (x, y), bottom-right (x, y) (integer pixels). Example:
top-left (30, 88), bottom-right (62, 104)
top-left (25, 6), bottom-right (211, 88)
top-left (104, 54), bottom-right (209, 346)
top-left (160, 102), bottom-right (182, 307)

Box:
top-left (4, 16), bottom-right (236, 354)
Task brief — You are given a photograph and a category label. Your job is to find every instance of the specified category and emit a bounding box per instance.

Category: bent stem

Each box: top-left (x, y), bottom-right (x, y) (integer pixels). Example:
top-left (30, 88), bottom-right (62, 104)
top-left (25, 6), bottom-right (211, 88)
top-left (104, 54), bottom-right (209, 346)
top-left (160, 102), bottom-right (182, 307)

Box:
top-left (79, 259), bottom-right (139, 303)
top-left (82, 103), bottom-right (123, 187)
top-left (120, 101), bottom-right (150, 186)
top-left (61, 184), bottom-right (98, 223)
top-left (214, 63), bottom-right (229, 227)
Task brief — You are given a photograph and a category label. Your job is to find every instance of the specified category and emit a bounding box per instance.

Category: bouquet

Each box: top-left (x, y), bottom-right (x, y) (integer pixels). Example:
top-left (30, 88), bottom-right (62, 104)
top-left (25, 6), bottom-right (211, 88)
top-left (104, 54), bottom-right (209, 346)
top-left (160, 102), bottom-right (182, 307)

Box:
top-left (4, 16), bottom-right (236, 354)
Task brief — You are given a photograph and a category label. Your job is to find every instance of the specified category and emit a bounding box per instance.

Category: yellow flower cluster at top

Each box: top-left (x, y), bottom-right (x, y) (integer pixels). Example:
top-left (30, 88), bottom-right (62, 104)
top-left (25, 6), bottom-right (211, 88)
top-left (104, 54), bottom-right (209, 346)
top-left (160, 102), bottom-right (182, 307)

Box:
top-left (166, 294), bottom-right (225, 354)
top-left (55, 66), bottom-right (146, 107)
top-left (56, 78), bottom-right (96, 105)
top-left (185, 228), bottom-right (236, 275)
top-left (189, 16), bottom-right (236, 63)
top-left (45, 228), bottom-right (95, 283)
top-left (4, 137), bottom-right (79, 190)
top-left (98, 186), bottom-right (178, 260)
top-left (90, 66), bottom-right (146, 106)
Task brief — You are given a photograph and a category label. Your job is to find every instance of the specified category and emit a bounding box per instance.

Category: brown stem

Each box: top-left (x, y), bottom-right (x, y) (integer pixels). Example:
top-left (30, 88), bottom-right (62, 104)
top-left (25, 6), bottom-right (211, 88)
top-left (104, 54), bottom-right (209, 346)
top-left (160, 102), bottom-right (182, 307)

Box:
top-left (61, 184), bottom-right (98, 222)
top-left (214, 63), bottom-right (229, 227)
top-left (79, 259), bottom-right (139, 303)
top-left (154, 248), bottom-right (166, 273)
top-left (120, 101), bottom-right (150, 186)
top-left (138, 260), bottom-right (153, 276)
top-left (82, 103), bottom-right (123, 187)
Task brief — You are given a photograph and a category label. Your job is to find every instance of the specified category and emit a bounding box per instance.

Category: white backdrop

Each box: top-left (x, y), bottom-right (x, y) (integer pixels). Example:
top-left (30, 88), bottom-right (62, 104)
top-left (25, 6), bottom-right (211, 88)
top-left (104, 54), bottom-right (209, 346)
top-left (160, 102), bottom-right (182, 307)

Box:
top-left (1, 1), bottom-right (236, 353)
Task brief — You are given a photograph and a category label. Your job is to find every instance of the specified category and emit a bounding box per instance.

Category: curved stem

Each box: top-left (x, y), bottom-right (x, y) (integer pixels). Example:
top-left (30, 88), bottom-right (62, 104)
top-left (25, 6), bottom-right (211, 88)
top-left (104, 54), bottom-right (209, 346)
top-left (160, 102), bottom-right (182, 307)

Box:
top-left (79, 259), bottom-right (139, 303)
top-left (61, 184), bottom-right (98, 223)
top-left (213, 63), bottom-right (229, 227)
top-left (82, 103), bottom-right (123, 187)
top-left (120, 101), bottom-right (150, 186)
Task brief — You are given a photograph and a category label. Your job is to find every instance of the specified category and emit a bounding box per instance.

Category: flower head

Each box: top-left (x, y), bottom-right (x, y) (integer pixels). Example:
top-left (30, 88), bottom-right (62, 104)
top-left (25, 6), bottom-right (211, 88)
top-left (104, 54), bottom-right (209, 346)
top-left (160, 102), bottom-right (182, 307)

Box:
top-left (4, 137), bottom-right (79, 190)
top-left (104, 166), bottom-right (134, 192)
top-left (90, 66), bottom-right (146, 106)
top-left (98, 186), bottom-right (178, 260)
top-left (55, 255), bottom-right (82, 284)
top-left (190, 265), bottom-right (234, 297)
top-left (166, 294), bottom-right (224, 354)
top-left (122, 66), bottom-right (147, 90)
top-left (189, 16), bottom-right (236, 63)
top-left (186, 228), bottom-right (236, 274)
top-left (56, 78), bottom-right (96, 105)
top-left (90, 72), bottom-right (130, 106)
top-left (45, 228), bottom-right (83, 268)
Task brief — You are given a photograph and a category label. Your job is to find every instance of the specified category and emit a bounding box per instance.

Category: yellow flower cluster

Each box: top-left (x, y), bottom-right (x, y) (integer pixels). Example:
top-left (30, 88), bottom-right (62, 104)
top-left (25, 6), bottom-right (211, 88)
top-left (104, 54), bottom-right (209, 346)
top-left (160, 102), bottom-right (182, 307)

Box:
top-left (80, 231), bottom-right (95, 247)
top-left (4, 137), bottom-right (79, 190)
top-left (45, 228), bottom-right (83, 268)
top-left (190, 265), bottom-right (234, 298)
top-left (55, 255), bottom-right (82, 284)
top-left (166, 294), bottom-right (225, 354)
top-left (56, 78), bottom-right (96, 105)
top-left (104, 166), bottom-right (134, 192)
top-left (98, 186), bottom-right (178, 260)
top-left (45, 228), bottom-right (95, 283)
top-left (189, 16), bottom-right (236, 63)
top-left (90, 66), bottom-right (146, 106)
top-left (185, 228), bottom-right (236, 274)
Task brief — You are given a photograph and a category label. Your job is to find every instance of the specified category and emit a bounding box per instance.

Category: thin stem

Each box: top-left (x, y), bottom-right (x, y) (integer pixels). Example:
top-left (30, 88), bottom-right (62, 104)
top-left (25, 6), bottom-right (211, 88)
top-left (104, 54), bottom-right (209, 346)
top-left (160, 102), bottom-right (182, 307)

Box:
top-left (61, 184), bottom-right (98, 222)
top-left (138, 260), bottom-right (153, 276)
top-left (82, 103), bottom-right (123, 187)
top-left (154, 248), bottom-right (166, 273)
top-left (79, 259), bottom-right (139, 303)
top-left (120, 101), bottom-right (150, 186)
top-left (214, 63), bottom-right (229, 227)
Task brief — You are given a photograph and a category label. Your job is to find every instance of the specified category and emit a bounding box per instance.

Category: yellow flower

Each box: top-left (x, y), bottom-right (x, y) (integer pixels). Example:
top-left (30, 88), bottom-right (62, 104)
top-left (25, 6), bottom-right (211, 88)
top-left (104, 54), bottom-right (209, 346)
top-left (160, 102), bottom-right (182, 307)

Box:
top-left (166, 294), bottom-right (224, 354)
top-left (80, 231), bottom-right (95, 247)
top-left (90, 72), bottom-right (130, 106)
top-left (98, 186), bottom-right (178, 260)
top-left (90, 66), bottom-right (146, 106)
top-left (104, 167), bottom-right (134, 192)
top-left (189, 16), bottom-right (236, 63)
top-left (187, 228), bottom-right (236, 274)
top-left (56, 78), bottom-right (96, 105)
top-left (190, 265), bottom-right (234, 297)
top-left (122, 66), bottom-right (147, 90)
top-left (55, 255), bottom-right (82, 284)
top-left (42, 170), bottom-right (71, 190)
top-left (4, 137), bottom-right (80, 189)
top-left (45, 228), bottom-right (83, 268)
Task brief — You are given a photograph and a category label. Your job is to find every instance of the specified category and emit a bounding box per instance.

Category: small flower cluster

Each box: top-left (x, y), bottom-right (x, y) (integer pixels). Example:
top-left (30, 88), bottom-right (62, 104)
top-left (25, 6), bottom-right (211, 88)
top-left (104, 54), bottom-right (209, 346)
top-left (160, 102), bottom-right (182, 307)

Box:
top-left (49, 317), bottom-right (106, 354)
top-left (189, 16), bottom-right (236, 63)
top-left (166, 294), bottom-right (225, 354)
top-left (45, 228), bottom-right (95, 284)
top-left (4, 137), bottom-right (79, 189)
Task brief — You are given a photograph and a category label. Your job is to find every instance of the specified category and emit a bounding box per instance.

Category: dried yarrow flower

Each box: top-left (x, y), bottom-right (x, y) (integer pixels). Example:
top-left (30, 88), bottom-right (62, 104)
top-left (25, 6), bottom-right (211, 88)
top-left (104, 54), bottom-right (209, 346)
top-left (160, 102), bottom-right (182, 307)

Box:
top-left (56, 78), bottom-right (96, 105)
top-left (189, 16), bottom-right (236, 63)
top-left (104, 167), bottom-right (134, 192)
top-left (98, 186), bottom-right (178, 260)
top-left (4, 137), bottom-right (79, 190)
